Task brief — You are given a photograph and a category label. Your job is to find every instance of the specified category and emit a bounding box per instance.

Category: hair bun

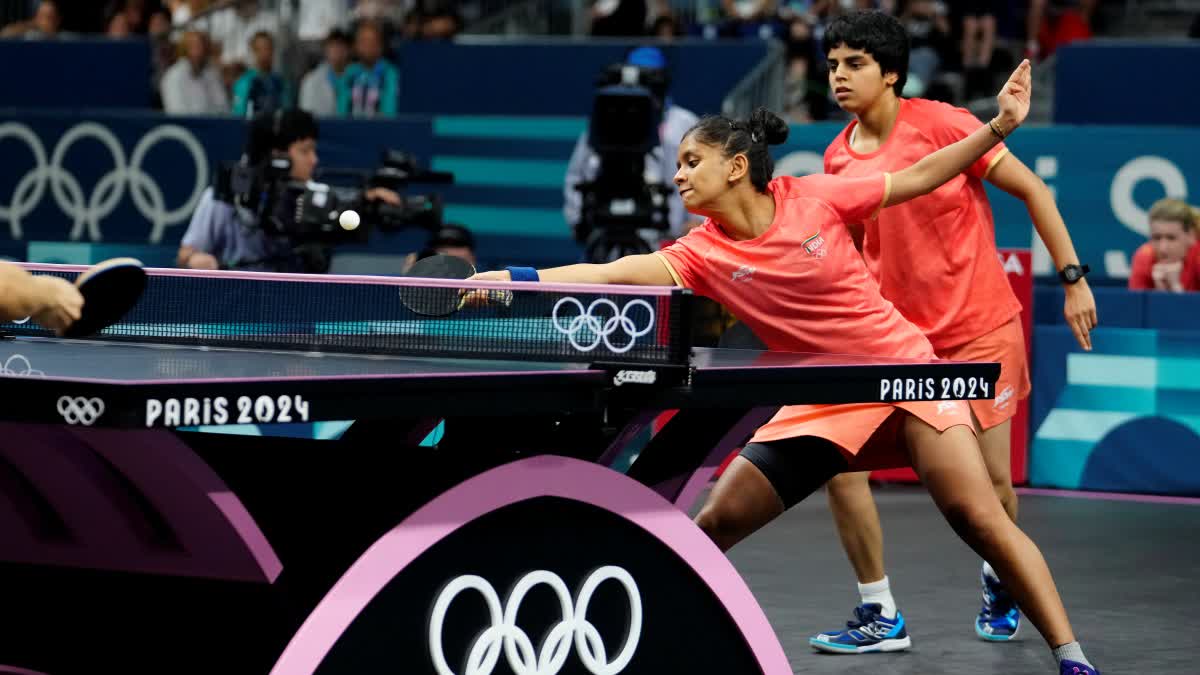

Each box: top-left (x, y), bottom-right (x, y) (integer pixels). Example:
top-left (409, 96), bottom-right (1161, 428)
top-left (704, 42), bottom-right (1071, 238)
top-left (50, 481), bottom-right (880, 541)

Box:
top-left (748, 107), bottom-right (789, 146)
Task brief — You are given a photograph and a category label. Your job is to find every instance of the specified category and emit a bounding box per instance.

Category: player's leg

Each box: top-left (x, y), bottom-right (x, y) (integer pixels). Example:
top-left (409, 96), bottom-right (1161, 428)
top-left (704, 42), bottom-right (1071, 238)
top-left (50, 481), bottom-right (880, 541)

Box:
top-left (810, 470), bottom-right (912, 655)
top-left (972, 414), bottom-right (1026, 641)
top-left (826, 471), bottom-right (886, 585)
top-left (904, 416), bottom-right (1099, 673)
top-left (694, 436), bottom-right (847, 552)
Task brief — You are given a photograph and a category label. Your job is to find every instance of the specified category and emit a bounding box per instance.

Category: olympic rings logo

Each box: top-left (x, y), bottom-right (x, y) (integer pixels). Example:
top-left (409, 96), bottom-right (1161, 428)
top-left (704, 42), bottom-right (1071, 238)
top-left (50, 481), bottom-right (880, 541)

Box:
top-left (552, 298), bottom-right (655, 354)
top-left (0, 121), bottom-right (209, 243)
top-left (0, 354), bottom-right (44, 377)
top-left (57, 396), bottom-right (105, 425)
top-left (429, 566), bottom-right (642, 675)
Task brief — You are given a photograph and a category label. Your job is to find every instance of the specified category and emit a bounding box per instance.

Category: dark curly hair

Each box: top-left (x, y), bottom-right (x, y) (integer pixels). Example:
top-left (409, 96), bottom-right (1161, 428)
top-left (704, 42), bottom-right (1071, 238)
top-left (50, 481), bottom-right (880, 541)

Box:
top-left (824, 10), bottom-right (910, 96)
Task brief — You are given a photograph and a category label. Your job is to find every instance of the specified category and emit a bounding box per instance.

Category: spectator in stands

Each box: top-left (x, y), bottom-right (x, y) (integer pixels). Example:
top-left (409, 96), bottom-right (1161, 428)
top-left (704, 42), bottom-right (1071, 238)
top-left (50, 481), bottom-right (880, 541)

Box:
top-left (294, 0), bottom-right (350, 42)
top-left (161, 30), bottom-right (229, 115)
top-left (167, 0), bottom-right (214, 27)
top-left (1026, 0), bottom-right (1093, 61)
top-left (300, 29), bottom-right (352, 117)
top-left (354, 0), bottom-right (408, 28)
top-left (564, 46), bottom-right (700, 243)
top-left (106, 8), bottom-right (133, 37)
top-left (419, 2), bottom-right (462, 40)
top-left (402, 223), bottom-right (479, 273)
top-left (106, 0), bottom-right (147, 34)
top-left (339, 19), bottom-right (399, 118)
top-left (897, 0), bottom-right (952, 97)
top-left (589, 0), bottom-right (647, 37)
top-left (1129, 198), bottom-right (1200, 293)
top-left (232, 31), bottom-right (293, 117)
top-left (1, 0), bottom-right (64, 39)
top-left (722, 0), bottom-right (781, 37)
top-left (209, 0), bottom-right (279, 71)
top-left (960, 1), bottom-right (999, 100)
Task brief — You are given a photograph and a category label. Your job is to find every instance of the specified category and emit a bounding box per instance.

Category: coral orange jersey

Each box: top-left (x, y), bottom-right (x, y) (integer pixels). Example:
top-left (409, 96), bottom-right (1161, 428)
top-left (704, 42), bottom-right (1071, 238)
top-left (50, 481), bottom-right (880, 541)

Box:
top-left (824, 97), bottom-right (1022, 351)
top-left (1128, 241), bottom-right (1200, 291)
top-left (655, 174), bottom-right (935, 361)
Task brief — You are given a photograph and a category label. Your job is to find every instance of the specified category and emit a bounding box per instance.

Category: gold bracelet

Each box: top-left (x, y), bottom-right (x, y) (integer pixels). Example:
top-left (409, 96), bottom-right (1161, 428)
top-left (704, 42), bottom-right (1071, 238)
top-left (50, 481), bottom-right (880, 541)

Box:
top-left (988, 118), bottom-right (1007, 139)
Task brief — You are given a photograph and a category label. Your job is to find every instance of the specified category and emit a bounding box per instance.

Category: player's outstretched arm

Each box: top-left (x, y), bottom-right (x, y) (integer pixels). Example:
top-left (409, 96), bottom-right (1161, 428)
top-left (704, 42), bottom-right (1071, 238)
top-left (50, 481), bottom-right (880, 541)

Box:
top-left (886, 59), bottom-right (1031, 207)
top-left (468, 254), bottom-right (677, 286)
top-left (0, 263), bottom-right (83, 331)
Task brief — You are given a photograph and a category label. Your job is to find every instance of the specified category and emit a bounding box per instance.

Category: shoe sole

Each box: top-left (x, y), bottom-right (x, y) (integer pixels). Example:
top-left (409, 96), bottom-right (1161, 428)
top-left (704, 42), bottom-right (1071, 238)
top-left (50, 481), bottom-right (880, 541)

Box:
top-left (809, 636), bottom-right (912, 654)
top-left (975, 619), bottom-right (1020, 642)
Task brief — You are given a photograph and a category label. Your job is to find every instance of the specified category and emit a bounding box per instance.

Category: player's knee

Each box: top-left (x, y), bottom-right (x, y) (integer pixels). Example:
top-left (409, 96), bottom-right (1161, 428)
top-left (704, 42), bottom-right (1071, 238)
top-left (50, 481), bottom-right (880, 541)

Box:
top-left (825, 470), bottom-right (867, 500)
top-left (940, 497), bottom-right (1004, 547)
top-left (694, 502), bottom-right (752, 552)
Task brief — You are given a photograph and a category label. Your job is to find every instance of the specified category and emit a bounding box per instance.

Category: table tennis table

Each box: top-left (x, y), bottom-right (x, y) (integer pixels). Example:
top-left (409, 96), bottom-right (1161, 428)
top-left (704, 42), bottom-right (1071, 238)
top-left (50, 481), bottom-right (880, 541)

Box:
top-left (0, 264), bottom-right (998, 675)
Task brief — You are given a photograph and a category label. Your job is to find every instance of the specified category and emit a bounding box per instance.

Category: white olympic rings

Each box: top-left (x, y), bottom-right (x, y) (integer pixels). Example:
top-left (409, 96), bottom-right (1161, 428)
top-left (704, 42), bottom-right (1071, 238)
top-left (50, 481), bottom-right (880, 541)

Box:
top-left (0, 354), bottom-right (44, 377)
top-left (429, 566), bottom-right (642, 675)
top-left (552, 298), bottom-right (655, 354)
top-left (56, 396), bottom-right (105, 425)
top-left (0, 121), bottom-right (209, 243)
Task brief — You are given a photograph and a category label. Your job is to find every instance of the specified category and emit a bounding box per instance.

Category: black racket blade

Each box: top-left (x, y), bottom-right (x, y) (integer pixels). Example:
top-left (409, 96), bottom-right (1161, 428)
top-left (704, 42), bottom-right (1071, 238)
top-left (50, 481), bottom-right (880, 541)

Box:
top-left (400, 254), bottom-right (476, 316)
top-left (62, 257), bottom-right (146, 338)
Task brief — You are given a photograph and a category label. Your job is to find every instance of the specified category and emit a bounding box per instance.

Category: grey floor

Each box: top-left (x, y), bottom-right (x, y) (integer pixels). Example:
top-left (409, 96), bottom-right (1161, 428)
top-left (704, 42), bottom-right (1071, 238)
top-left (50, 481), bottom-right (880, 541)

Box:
top-left (719, 485), bottom-right (1199, 674)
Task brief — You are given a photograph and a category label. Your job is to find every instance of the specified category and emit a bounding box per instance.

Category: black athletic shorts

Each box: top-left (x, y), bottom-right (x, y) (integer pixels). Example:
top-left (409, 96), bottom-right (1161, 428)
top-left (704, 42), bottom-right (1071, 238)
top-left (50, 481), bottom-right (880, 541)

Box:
top-left (739, 435), bottom-right (850, 510)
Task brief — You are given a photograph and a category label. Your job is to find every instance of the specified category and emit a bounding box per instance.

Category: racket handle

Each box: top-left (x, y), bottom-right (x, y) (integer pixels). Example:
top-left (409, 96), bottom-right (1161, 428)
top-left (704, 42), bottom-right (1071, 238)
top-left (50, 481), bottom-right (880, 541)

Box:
top-left (457, 289), bottom-right (514, 310)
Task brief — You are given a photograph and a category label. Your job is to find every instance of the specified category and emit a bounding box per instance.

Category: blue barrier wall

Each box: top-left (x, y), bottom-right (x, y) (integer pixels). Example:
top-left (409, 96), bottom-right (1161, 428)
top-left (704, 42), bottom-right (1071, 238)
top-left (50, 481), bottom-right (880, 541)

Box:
top-left (0, 39), bottom-right (154, 109)
top-left (396, 40), bottom-right (769, 116)
top-left (1055, 41), bottom-right (1200, 126)
top-left (1030, 290), bottom-right (1200, 496)
top-left (2, 112), bottom-right (1197, 278)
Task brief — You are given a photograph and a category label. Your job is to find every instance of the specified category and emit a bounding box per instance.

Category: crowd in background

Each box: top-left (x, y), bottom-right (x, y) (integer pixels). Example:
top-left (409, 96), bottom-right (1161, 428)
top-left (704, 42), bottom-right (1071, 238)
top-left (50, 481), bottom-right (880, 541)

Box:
top-left (0, 0), bottom-right (464, 118)
top-left (0, 0), bottom-right (1117, 123)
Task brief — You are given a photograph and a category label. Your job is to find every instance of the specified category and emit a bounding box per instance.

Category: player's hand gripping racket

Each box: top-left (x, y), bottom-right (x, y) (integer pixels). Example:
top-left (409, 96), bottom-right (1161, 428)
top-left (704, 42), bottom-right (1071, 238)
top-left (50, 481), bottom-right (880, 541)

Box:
top-left (61, 257), bottom-right (147, 338)
top-left (399, 254), bottom-right (511, 316)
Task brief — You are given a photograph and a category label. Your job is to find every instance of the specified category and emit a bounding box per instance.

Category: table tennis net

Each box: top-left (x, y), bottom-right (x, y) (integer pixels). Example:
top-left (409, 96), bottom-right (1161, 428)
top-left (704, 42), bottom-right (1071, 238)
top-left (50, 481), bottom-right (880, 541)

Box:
top-left (4, 269), bottom-right (693, 366)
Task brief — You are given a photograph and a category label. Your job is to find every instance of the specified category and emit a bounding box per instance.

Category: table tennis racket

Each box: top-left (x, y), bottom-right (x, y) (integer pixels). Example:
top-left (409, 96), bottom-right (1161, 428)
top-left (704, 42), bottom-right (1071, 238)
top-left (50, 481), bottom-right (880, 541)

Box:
top-left (61, 257), bottom-right (147, 338)
top-left (399, 254), bottom-right (511, 317)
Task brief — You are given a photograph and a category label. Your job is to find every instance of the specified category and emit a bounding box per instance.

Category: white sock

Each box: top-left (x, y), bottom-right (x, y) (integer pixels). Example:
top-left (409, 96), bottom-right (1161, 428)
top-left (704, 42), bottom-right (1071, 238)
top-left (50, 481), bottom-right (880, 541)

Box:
top-left (858, 576), bottom-right (897, 618)
top-left (1052, 641), bottom-right (1091, 668)
top-left (982, 560), bottom-right (1000, 582)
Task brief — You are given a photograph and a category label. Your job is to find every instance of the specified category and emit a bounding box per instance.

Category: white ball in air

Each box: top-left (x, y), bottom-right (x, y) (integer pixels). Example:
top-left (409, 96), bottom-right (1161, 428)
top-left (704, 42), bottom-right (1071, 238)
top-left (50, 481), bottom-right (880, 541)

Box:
top-left (339, 209), bottom-right (361, 231)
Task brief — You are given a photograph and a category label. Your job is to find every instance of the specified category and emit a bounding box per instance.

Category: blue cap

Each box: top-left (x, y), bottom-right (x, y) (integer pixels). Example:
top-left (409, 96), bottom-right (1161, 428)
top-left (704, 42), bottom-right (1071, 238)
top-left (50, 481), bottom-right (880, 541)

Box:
top-left (627, 46), bottom-right (666, 69)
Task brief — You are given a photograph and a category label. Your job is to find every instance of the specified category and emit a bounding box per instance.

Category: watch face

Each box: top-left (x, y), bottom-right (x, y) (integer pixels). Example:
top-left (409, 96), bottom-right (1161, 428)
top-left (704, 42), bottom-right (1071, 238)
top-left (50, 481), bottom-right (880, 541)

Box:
top-left (1064, 268), bottom-right (1080, 281)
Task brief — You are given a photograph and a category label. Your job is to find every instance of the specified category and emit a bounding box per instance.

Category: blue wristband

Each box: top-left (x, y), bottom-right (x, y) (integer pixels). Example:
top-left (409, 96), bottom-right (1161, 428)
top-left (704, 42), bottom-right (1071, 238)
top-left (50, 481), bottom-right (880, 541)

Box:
top-left (506, 266), bottom-right (539, 282)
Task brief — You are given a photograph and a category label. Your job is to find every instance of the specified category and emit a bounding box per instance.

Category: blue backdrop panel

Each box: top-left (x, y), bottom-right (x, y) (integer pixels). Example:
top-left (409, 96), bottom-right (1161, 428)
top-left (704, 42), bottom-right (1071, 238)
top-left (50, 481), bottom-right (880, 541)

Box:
top-left (0, 39), bottom-right (153, 109)
top-left (1055, 42), bottom-right (1200, 126)
top-left (1030, 320), bottom-right (1200, 496)
top-left (396, 40), bottom-right (768, 116)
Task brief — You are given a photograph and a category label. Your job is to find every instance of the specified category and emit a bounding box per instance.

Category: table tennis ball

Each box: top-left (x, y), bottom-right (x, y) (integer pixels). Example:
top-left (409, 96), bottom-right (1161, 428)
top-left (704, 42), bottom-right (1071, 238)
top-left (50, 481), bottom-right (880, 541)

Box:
top-left (339, 210), bottom-right (361, 231)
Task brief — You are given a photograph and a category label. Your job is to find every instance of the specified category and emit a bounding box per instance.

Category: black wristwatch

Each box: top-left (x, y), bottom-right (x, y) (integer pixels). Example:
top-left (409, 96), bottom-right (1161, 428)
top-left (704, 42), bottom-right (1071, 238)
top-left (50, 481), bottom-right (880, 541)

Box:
top-left (1059, 264), bottom-right (1090, 285)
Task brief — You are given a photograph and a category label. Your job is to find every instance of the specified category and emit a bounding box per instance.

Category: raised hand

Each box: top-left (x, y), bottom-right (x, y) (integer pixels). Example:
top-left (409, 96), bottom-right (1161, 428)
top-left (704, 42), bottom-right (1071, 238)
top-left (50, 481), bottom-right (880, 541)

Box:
top-left (996, 59), bottom-right (1032, 132)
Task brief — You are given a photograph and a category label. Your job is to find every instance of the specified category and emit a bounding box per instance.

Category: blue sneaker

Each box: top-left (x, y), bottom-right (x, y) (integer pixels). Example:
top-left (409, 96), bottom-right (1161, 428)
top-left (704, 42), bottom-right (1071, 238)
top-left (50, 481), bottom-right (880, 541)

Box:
top-left (809, 603), bottom-right (912, 654)
top-left (1060, 659), bottom-right (1101, 675)
top-left (975, 566), bottom-right (1020, 641)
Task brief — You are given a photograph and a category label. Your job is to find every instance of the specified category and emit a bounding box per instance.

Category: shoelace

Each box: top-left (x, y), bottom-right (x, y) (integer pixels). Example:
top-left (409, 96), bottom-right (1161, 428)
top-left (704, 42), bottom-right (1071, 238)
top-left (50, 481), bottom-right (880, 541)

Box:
top-left (846, 604), bottom-right (882, 629)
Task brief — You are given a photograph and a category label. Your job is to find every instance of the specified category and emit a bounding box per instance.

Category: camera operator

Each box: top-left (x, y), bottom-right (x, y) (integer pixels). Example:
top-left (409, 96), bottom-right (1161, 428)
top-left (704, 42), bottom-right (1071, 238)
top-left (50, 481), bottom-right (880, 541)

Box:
top-left (401, 223), bottom-right (478, 273)
top-left (178, 109), bottom-right (401, 273)
top-left (563, 46), bottom-right (701, 257)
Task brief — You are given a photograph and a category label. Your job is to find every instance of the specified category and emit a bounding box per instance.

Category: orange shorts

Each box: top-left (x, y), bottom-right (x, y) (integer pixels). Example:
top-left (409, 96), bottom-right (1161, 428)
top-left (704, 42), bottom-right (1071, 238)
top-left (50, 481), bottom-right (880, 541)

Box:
top-left (748, 398), bottom-right (976, 472)
top-left (936, 315), bottom-right (1030, 431)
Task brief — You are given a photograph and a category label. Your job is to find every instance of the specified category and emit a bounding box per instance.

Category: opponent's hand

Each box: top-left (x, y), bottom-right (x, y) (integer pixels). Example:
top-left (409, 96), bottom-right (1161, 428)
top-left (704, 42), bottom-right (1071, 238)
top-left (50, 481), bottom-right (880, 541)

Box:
top-left (186, 251), bottom-right (219, 270)
top-left (996, 59), bottom-right (1032, 132)
top-left (461, 270), bottom-right (513, 308)
top-left (31, 275), bottom-right (84, 334)
top-left (1063, 280), bottom-right (1097, 351)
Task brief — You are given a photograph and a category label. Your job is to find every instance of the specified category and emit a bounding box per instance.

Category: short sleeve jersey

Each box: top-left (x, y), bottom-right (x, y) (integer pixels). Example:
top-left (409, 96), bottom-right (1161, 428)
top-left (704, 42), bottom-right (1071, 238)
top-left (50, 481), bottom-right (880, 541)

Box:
top-left (824, 97), bottom-right (1022, 350)
top-left (655, 174), bottom-right (936, 360)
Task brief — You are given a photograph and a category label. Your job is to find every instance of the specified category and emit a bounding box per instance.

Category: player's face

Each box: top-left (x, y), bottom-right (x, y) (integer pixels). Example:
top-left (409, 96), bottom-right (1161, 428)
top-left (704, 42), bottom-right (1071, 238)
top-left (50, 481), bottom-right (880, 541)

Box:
top-left (1150, 219), bottom-right (1194, 263)
top-left (826, 45), bottom-right (895, 113)
top-left (288, 138), bottom-right (318, 182)
top-left (674, 135), bottom-right (735, 214)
